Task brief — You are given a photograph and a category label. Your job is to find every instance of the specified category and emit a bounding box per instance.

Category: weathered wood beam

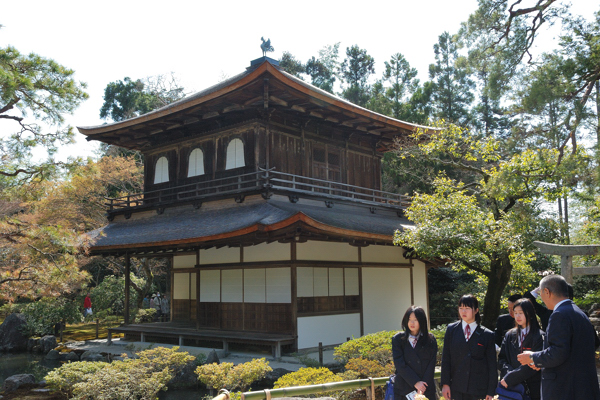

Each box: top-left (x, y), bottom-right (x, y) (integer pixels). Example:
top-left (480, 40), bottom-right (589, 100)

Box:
top-left (291, 105), bottom-right (307, 113)
top-left (223, 104), bottom-right (244, 113)
top-left (202, 111), bottom-right (220, 119)
top-left (269, 95), bottom-right (288, 107)
top-left (244, 96), bottom-right (263, 106)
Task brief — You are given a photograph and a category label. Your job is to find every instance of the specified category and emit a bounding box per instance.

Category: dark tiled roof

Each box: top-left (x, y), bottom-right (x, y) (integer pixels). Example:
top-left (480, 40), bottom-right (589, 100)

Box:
top-left (88, 196), bottom-right (411, 250)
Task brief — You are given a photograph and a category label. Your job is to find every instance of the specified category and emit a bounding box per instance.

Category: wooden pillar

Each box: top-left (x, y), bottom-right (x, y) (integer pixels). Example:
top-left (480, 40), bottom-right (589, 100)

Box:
top-left (125, 253), bottom-right (131, 325)
top-left (196, 250), bottom-right (201, 330)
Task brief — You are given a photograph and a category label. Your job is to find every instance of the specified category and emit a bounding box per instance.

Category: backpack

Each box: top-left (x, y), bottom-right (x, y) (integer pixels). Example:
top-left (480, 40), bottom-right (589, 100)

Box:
top-left (496, 382), bottom-right (531, 400)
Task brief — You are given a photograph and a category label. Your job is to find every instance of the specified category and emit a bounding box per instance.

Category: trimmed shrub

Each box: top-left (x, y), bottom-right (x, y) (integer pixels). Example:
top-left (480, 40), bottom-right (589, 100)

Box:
top-left (333, 331), bottom-right (395, 364)
top-left (45, 361), bottom-right (109, 397)
top-left (344, 358), bottom-right (394, 379)
top-left (430, 324), bottom-right (447, 365)
top-left (134, 308), bottom-right (156, 323)
top-left (196, 358), bottom-right (272, 391)
top-left (44, 346), bottom-right (196, 399)
top-left (274, 367), bottom-right (342, 397)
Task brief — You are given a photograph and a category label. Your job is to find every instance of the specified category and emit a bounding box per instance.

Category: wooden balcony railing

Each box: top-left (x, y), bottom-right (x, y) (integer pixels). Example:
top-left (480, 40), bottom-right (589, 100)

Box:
top-left (104, 168), bottom-right (410, 213)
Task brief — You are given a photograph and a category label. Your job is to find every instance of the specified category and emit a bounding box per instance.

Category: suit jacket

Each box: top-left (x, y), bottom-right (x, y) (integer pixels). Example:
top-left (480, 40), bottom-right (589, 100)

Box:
top-left (531, 300), bottom-right (600, 400)
top-left (498, 327), bottom-right (544, 400)
top-left (495, 314), bottom-right (516, 347)
top-left (441, 321), bottom-right (497, 397)
top-left (392, 332), bottom-right (438, 400)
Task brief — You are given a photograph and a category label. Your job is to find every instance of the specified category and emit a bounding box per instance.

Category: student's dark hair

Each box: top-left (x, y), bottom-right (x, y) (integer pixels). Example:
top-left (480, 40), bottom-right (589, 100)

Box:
top-left (540, 275), bottom-right (569, 298)
top-left (458, 294), bottom-right (481, 325)
top-left (567, 283), bottom-right (573, 300)
top-left (507, 294), bottom-right (523, 303)
top-left (511, 298), bottom-right (540, 332)
top-left (402, 305), bottom-right (430, 343)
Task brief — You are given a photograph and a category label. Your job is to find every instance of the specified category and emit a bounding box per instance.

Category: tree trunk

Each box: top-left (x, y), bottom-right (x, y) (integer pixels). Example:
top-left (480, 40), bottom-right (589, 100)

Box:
top-left (481, 256), bottom-right (512, 330)
top-left (563, 195), bottom-right (570, 244)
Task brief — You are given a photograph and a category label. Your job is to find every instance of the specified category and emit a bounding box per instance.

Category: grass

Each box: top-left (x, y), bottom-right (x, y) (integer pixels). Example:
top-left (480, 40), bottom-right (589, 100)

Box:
top-left (61, 317), bottom-right (125, 342)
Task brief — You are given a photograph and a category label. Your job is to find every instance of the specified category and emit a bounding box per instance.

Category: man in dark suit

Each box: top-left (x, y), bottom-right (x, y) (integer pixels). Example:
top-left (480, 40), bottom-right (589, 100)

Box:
top-left (517, 275), bottom-right (600, 400)
top-left (495, 293), bottom-right (523, 347)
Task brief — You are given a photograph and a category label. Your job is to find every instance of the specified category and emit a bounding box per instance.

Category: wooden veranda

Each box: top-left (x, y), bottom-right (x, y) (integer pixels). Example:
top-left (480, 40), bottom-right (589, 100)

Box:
top-left (107, 321), bottom-right (296, 358)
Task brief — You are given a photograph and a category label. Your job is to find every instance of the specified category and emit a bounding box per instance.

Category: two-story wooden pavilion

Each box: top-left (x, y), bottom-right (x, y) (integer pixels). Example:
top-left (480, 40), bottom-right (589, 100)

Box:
top-left (79, 57), bottom-right (435, 356)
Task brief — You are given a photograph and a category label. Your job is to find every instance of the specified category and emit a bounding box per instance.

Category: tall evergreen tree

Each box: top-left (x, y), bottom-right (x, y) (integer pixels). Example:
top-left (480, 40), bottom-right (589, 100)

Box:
top-left (383, 53), bottom-right (418, 119)
top-left (340, 45), bottom-right (375, 107)
top-left (429, 32), bottom-right (474, 126)
top-left (279, 52), bottom-right (305, 79)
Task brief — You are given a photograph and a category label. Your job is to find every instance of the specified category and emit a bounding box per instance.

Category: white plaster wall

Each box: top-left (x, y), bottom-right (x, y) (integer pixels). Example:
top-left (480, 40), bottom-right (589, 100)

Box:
top-left (362, 268), bottom-right (412, 333)
top-left (266, 267), bottom-right (291, 303)
top-left (200, 270), bottom-right (220, 302)
top-left (298, 314), bottom-right (361, 349)
top-left (173, 273), bottom-right (190, 300)
top-left (244, 242), bottom-right (291, 262)
top-left (345, 268), bottom-right (359, 296)
top-left (221, 269), bottom-right (243, 302)
top-left (297, 267), bottom-right (314, 297)
top-left (362, 245), bottom-right (408, 264)
top-left (244, 269), bottom-right (266, 303)
top-left (412, 261), bottom-right (429, 320)
top-left (329, 268), bottom-right (344, 296)
top-left (314, 268), bottom-right (328, 296)
top-left (200, 247), bottom-right (240, 265)
top-left (173, 254), bottom-right (196, 269)
top-left (297, 242), bottom-right (358, 262)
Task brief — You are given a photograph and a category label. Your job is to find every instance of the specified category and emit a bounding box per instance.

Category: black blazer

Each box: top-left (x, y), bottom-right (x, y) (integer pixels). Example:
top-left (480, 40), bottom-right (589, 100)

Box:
top-left (495, 314), bottom-right (515, 347)
top-left (392, 331), bottom-right (438, 400)
top-left (531, 300), bottom-right (600, 400)
top-left (498, 327), bottom-right (544, 400)
top-left (441, 321), bottom-right (497, 398)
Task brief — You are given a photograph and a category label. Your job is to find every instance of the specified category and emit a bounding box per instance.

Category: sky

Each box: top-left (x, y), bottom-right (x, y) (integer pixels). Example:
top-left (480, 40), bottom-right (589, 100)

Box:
top-left (2, 1), bottom-right (597, 160)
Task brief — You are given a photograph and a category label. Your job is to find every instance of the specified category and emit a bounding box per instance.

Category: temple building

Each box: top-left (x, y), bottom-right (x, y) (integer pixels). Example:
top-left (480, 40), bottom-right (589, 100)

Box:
top-left (79, 57), bottom-right (435, 356)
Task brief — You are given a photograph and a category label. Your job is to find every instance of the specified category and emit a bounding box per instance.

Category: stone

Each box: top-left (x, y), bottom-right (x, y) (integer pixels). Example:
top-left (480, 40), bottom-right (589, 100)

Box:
top-left (2, 374), bottom-right (35, 392)
top-left (64, 351), bottom-right (79, 361)
top-left (81, 350), bottom-right (106, 362)
top-left (39, 335), bottom-right (57, 354)
top-left (0, 313), bottom-right (28, 352)
top-left (206, 349), bottom-right (220, 364)
top-left (168, 360), bottom-right (199, 388)
top-left (27, 338), bottom-right (39, 352)
top-left (45, 349), bottom-right (60, 360)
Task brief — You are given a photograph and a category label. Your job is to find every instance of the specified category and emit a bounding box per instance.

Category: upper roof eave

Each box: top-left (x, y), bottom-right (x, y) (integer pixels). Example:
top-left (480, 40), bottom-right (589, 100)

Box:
top-left (77, 60), bottom-right (436, 137)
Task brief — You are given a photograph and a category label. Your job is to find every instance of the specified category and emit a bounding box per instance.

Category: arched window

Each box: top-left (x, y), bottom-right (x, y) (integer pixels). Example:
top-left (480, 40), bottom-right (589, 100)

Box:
top-left (187, 148), bottom-right (205, 177)
top-left (154, 156), bottom-right (169, 184)
top-left (225, 138), bottom-right (245, 170)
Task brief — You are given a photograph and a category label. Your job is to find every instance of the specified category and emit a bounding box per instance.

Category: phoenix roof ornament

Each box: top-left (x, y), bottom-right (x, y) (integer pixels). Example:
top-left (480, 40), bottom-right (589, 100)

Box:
top-left (260, 37), bottom-right (274, 57)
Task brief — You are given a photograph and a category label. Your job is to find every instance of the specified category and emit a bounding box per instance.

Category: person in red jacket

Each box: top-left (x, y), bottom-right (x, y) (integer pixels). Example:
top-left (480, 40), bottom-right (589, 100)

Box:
top-left (84, 293), bottom-right (92, 316)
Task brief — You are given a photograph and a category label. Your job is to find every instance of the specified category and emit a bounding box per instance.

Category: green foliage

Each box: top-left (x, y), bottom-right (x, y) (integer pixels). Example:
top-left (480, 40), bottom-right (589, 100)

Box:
top-left (574, 289), bottom-right (600, 312)
top-left (340, 45), bottom-right (375, 107)
top-left (273, 367), bottom-right (342, 397)
top-left (45, 346), bottom-right (195, 399)
top-left (100, 74), bottom-right (185, 122)
top-left (344, 357), bottom-right (394, 379)
top-left (134, 308), bottom-right (157, 323)
top-left (430, 324), bottom-right (447, 365)
top-left (196, 358), bottom-right (272, 391)
top-left (45, 361), bottom-right (109, 397)
top-left (90, 274), bottom-right (144, 316)
top-left (333, 331), bottom-right (394, 364)
top-left (294, 354), bottom-right (322, 368)
top-left (279, 52), bottom-right (305, 79)
top-left (21, 297), bottom-right (82, 336)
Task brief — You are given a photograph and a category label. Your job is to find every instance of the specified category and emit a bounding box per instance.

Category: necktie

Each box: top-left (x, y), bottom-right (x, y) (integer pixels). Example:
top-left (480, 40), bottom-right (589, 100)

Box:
top-left (411, 337), bottom-right (418, 348)
top-left (521, 331), bottom-right (526, 346)
top-left (465, 325), bottom-right (471, 341)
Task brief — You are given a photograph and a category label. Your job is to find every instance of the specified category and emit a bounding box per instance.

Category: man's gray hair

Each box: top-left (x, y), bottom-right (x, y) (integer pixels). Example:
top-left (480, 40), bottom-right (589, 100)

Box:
top-left (540, 274), bottom-right (569, 298)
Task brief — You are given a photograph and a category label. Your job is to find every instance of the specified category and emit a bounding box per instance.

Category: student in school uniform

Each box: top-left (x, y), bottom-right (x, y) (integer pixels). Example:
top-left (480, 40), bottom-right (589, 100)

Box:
top-left (441, 294), bottom-right (497, 400)
top-left (498, 297), bottom-right (544, 400)
top-left (392, 305), bottom-right (438, 400)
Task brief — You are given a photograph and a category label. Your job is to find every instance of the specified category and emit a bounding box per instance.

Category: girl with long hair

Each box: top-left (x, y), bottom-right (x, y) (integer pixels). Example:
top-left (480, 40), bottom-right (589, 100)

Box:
top-left (392, 305), bottom-right (438, 400)
top-left (498, 297), bottom-right (544, 400)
